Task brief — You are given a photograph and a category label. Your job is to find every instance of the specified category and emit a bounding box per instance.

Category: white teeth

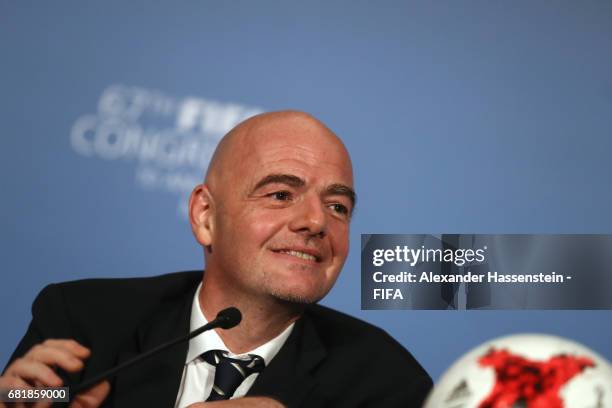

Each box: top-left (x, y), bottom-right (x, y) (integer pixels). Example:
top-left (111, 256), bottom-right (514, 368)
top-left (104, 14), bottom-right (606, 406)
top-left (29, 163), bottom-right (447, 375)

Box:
top-left (279, 250), bottom-right (317, 261)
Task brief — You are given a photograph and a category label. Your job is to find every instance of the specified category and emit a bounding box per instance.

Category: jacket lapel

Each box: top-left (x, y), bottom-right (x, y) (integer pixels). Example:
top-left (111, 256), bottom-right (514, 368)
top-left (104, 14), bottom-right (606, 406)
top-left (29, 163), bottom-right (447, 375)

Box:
top-left (112, 285), bottom-right (196, 407)
top-left (247, 312), bottom-right (326, 407)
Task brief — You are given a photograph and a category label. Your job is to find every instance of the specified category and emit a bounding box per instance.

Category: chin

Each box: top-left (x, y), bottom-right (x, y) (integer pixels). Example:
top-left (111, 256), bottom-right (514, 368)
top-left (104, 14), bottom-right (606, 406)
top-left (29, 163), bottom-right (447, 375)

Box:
top-left (274, 292), bottom-right (321, 305)
top-left (268, 284), bottom-right (329, 305)
top-left (260, 265), bottom-right (337, 305)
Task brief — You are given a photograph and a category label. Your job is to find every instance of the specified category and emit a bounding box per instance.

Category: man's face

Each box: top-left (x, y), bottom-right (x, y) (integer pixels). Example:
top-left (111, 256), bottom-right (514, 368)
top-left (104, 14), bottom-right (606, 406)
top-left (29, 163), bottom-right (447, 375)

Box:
top-left (208, 116), bottom-right (354, 304)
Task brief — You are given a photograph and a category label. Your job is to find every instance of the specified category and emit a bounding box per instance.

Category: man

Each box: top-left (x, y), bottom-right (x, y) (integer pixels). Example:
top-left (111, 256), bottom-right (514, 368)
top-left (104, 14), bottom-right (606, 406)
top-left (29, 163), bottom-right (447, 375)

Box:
top-left (1, 111), bottom-right (432, 407)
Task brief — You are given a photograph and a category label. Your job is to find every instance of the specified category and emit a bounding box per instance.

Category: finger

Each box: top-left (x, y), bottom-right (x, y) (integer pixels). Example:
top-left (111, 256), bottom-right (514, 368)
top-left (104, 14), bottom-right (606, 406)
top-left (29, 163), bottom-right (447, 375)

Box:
top-left (32, 398), bottom-right (53, 408)
top-left (28, 380), bottom-right (53, 408)
top-left (27, 380), bottom-right (53, 408)
top-left (0, 376), bottom-right (31, 408)
top-left (3, 358), bottom-right (63, 387)
top-left (40, 340), bottom-right (90, 359)
top-left (69, 380), bottom-right (110, 408)
top-left (0, 374), bottom-right (32, 389)
top-left (26, 344), bottom-right (85, 373)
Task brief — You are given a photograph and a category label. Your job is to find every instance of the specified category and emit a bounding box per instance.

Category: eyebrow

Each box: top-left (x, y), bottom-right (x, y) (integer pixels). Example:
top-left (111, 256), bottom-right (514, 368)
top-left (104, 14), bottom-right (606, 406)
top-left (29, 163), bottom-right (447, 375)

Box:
top-left (253, 174), bottom-right (306, 190)
top-left (326, 183), bottom-right (357, 208)
top-left (253, 173), bottom-right (356, 208)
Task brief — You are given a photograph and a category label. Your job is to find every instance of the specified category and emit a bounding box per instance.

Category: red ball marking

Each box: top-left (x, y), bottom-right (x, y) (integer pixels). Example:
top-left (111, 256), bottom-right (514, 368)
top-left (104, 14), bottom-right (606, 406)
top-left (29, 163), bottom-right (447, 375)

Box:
top-left (477, 348), bottom-right (594, 408)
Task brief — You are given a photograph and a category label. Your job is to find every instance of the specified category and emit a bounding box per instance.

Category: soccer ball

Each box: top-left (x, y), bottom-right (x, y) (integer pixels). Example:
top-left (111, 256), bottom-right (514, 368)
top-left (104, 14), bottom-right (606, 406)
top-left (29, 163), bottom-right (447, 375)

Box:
top-left (424, 334), bottom-right (612, 408)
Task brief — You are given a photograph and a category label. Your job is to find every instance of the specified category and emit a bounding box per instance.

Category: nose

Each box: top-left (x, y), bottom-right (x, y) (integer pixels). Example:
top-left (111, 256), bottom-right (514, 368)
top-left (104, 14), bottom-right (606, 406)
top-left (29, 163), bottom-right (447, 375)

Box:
top-left (288, 194), bottom-right (327, 238)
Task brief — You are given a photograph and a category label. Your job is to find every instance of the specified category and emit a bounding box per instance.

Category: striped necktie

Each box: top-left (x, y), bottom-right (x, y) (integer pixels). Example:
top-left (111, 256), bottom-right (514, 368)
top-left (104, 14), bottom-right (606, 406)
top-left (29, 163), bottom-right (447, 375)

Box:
top-left (201, 349), bottom-right (265, 401)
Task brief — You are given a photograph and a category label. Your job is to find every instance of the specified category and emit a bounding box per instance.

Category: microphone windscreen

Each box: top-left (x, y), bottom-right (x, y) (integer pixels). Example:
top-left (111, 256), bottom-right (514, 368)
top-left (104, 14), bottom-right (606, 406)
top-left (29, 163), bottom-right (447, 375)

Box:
top-left (216, 307), bottom-right (242, 329)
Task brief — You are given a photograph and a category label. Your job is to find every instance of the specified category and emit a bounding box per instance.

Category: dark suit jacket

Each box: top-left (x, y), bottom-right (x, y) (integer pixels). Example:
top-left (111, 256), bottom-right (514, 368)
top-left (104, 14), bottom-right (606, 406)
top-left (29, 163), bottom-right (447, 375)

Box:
top-left (5, 271), bottom-right (432, 407)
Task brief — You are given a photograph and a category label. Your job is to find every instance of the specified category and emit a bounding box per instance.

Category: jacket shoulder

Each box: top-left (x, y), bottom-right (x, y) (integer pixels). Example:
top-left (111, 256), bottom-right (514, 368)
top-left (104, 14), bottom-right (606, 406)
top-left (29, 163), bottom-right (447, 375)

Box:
top-left (305, 303), bottom-right (414, 355)
top-left (40, 270), bottom-right (202, 305)
top-left (304, 304), bottom-right (432, 399)
top-left (31, 271), bottom-right (202, 341)
top-left (6, 271), bottom-right (201, 374)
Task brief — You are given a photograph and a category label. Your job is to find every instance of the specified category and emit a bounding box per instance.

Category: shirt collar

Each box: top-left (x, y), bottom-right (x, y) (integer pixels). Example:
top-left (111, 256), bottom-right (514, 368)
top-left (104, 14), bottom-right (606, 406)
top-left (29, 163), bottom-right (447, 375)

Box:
top-left (185, 282), bottom-right (294, 365)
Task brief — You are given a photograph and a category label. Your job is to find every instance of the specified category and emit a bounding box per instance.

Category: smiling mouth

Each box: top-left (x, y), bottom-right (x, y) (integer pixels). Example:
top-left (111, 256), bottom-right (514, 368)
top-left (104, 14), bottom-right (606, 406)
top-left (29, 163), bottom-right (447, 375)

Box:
top-left (273, 249), bottom-right (321, 262)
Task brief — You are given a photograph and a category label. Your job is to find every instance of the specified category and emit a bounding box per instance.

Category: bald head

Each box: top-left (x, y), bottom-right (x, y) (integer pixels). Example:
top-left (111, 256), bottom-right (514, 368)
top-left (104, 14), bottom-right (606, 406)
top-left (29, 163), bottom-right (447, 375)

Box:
top-left (205, 110), bottom-right (352, 192)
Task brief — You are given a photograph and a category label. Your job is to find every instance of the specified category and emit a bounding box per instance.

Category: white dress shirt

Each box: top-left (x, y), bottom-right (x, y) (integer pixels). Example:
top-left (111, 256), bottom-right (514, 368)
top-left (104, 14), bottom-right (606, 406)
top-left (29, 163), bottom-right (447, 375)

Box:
top-left (174, 283), bottom-right (294, 408)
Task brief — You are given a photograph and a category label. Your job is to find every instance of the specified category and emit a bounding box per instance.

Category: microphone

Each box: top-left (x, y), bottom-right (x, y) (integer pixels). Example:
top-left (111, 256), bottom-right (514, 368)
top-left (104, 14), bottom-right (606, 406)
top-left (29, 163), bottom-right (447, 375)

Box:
top-left (71, 307), bottom-right (241, 395)
top-left (215, 306), bottom-right (242, 329)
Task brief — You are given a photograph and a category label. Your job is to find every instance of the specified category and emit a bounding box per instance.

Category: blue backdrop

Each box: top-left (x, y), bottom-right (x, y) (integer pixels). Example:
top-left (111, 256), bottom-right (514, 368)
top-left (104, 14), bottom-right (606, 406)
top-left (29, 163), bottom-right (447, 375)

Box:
top-left (2, 1), bottom-right (611, 381)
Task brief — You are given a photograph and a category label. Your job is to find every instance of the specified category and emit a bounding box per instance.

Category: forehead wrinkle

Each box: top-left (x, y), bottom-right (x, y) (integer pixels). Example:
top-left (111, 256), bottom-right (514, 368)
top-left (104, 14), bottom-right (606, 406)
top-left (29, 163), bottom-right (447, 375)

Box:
top-left (256, 141), bottom-right (352, 176)
top-left (206, 111), bottom-right (353, 191)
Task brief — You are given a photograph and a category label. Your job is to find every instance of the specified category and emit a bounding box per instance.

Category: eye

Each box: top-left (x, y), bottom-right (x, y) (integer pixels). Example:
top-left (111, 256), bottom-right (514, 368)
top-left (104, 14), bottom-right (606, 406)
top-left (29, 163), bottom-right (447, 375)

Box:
top-left (267, 191), bottom-right (292, 201)
top-left (329, 203), bottom-right (349, 215)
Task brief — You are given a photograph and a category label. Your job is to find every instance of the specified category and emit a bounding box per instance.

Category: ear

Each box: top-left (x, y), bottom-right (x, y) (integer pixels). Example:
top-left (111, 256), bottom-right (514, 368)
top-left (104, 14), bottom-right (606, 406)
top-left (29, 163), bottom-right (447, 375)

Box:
top-left (189, 183), bottom-right (215, 248)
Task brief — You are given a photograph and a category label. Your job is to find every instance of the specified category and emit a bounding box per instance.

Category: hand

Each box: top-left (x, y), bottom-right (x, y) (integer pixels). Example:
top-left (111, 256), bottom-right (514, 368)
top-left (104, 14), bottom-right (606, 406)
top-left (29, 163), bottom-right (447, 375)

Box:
top-left (187, 396), bottom-right (285, 408)
top-left (0, 339), bottom-right (110, 408)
